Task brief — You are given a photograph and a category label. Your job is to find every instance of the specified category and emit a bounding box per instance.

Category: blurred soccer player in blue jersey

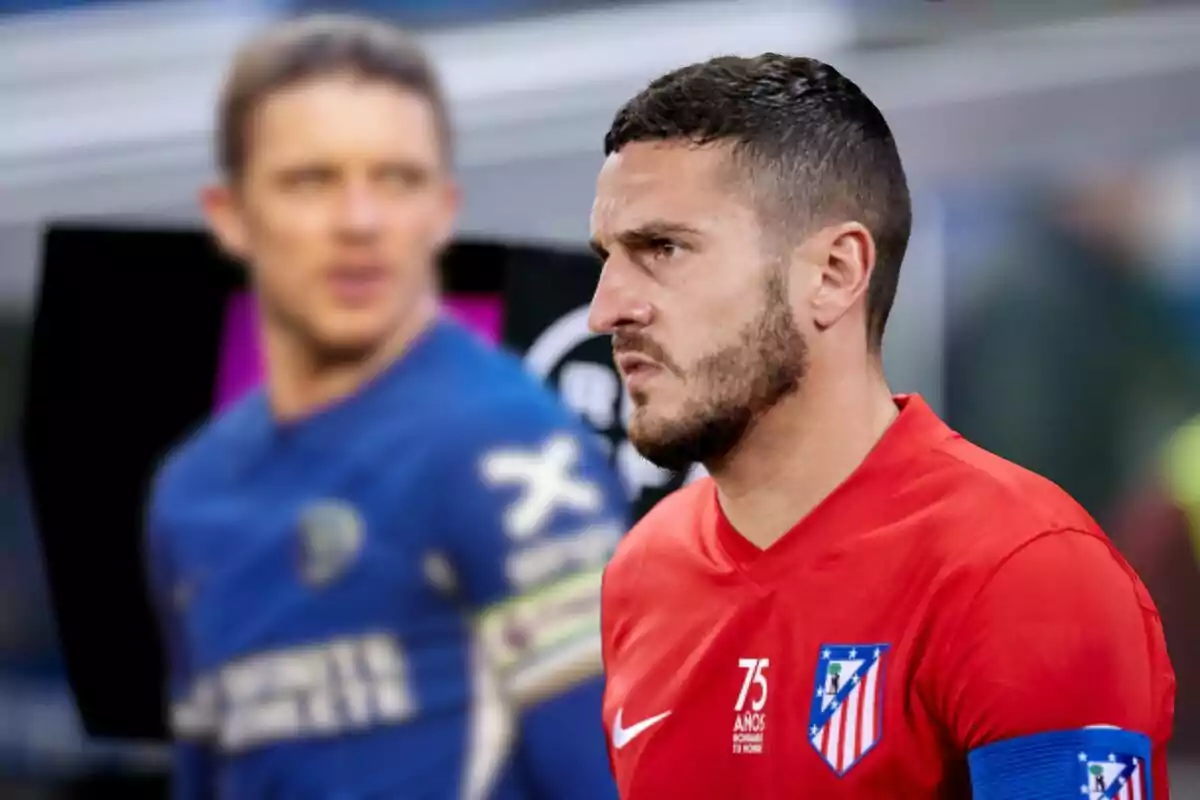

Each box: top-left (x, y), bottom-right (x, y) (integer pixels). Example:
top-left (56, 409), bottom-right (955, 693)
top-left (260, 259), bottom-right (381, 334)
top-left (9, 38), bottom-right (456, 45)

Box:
top-left (142, 15), bottom-right (628, 799)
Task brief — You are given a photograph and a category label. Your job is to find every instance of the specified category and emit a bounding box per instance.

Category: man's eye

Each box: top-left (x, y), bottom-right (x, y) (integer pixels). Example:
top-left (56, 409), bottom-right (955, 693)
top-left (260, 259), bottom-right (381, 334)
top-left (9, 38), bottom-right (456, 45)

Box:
top-left (649, 239), bottom-right (679, 259)
top-left (378, 166), bottom-right (426, 190)
top-left (283, 169), bottom-right (334, 190)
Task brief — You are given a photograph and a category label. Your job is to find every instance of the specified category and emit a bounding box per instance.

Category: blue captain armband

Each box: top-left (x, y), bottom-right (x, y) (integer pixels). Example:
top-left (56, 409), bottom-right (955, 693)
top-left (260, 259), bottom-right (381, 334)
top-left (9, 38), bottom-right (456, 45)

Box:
top-left (969, 727), bottom-right (1152, 799)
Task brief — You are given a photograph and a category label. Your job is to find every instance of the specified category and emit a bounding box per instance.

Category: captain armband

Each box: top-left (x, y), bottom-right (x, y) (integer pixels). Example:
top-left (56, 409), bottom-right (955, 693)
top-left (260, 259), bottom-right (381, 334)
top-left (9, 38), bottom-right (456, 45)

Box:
top-left (969, 727), bottom-right (1153, 800)
top-left (476, 566), bottom-right (604, 707)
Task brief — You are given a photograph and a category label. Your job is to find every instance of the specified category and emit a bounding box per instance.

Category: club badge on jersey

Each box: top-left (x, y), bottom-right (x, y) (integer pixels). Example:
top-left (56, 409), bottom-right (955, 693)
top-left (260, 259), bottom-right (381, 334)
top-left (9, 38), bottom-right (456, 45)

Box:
top-left (297, 500), bottom-right (366, 588)
top-left (808, 643), bottom-right (890, 776)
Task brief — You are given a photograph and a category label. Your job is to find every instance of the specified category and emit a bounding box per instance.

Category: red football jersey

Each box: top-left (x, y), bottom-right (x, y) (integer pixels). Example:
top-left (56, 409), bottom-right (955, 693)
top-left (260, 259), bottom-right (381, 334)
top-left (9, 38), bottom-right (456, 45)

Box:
top-left (601, 395), bottom-right (1174, 799)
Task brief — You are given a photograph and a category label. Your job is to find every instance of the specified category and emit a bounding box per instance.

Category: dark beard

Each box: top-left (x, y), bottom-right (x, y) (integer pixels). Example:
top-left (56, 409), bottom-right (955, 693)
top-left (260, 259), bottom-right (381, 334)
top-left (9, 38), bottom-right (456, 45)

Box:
top-left (628, 269), bottom-right (807, 472)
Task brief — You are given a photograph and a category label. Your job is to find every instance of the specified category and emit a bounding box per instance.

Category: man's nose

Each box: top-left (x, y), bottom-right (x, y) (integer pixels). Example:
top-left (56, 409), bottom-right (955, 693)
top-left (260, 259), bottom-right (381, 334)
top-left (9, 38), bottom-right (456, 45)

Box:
top-left (588, 262), bottom-right (652, 334)
top-left (337, 185), bottom-right (383, 239)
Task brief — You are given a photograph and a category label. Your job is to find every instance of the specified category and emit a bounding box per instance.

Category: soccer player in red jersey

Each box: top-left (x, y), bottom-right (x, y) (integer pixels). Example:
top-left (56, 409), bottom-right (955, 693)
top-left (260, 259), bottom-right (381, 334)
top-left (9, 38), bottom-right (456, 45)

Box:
top-left (587, 55), bottom-right (1175, 799)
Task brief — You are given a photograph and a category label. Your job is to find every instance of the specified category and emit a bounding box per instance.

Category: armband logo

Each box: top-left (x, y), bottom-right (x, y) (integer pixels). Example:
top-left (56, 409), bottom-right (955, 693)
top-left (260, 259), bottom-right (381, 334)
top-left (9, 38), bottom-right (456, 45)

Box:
top-left (1080, 745), bottom-right (1148, 800)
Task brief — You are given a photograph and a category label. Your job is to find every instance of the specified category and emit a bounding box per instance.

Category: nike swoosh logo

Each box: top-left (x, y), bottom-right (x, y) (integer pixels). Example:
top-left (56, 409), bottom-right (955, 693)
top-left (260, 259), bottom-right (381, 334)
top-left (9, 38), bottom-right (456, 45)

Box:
top-left (612, 708), bottom-right (672, 750)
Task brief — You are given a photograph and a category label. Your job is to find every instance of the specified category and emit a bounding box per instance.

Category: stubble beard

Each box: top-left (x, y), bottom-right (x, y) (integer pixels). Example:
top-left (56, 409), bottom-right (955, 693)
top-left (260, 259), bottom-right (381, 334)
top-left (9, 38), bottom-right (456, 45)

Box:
top-left (627, 269), bottom-right (808, 473)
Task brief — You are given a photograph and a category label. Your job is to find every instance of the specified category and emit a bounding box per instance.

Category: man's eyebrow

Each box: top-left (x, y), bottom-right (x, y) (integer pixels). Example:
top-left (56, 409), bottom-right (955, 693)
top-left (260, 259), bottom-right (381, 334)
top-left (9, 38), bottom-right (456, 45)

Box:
top-left (590, 221), bottom-right (704, 259)
top-left (592, 221), bottom-right (703, 254)
top-left (620, 221), bottom-right (703, 241)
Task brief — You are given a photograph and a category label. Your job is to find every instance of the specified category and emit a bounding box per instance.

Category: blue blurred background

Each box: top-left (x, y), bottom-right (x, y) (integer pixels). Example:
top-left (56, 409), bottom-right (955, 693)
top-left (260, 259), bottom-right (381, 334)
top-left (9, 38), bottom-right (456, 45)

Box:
top-left (3, 0), bottom-right (1200, 797)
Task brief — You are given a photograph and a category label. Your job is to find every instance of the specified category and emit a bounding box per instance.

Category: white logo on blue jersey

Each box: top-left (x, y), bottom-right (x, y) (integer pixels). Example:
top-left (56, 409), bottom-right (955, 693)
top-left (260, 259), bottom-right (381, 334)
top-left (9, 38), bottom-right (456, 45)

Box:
top-left (297, 500), bottom-right (364, 587)
top-left (481, 434), bottom-right (602, 540)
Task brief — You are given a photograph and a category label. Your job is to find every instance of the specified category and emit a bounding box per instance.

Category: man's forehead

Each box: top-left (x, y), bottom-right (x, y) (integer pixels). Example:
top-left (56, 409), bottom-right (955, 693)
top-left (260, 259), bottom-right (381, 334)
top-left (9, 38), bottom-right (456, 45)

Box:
top-left (253, 78), bottom-right (442, 162)
top-left (598, 140), bottom-right (729, 191)
top-left (591, 141), bottom-right (737, 235)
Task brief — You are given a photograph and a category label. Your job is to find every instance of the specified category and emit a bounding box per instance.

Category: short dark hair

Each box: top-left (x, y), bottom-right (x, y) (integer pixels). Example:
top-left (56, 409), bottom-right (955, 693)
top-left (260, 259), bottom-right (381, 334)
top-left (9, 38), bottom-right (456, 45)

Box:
top-left (604, 55), bottom-right (911, 349)
top-left (218, 14), bottom-right (451, 179)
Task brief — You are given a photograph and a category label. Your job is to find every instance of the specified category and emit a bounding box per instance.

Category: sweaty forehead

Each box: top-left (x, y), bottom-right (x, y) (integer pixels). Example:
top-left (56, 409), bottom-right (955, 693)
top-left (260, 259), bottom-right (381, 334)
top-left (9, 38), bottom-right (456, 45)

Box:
top-left (591, 141), bottom-right (749, 238)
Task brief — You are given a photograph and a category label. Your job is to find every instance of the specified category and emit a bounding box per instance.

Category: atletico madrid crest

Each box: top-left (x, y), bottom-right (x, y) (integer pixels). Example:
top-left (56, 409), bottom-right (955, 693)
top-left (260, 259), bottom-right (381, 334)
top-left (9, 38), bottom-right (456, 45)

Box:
top-left (1080, 749), bottom-right (1149, 800)
top-left (808, 643), bottom-right (890, 775)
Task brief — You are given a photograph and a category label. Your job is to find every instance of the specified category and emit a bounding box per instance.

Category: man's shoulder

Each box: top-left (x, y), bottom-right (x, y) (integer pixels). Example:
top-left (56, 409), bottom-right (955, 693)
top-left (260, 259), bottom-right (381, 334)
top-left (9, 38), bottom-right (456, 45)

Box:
top-left (424, 332), bottom-right (578, 438)
top-left (152, 392), bottom-right (269, 506)
top-left (912, 433), bottom-right (1106, 570)
top-left (419, 339), bottom-right (625, 515)
top-left (935, 434), bottom-right (1098, 525)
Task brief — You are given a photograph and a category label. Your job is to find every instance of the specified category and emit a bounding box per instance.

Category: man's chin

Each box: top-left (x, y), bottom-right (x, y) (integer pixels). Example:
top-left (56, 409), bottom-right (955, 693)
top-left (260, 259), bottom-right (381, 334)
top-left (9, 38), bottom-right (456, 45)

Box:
top-left (628, 401), bottom-right (754, 474)
top-left (307, 322), bottom-right (394, 364)
top-left (627, 419), bottom-right (703, 474)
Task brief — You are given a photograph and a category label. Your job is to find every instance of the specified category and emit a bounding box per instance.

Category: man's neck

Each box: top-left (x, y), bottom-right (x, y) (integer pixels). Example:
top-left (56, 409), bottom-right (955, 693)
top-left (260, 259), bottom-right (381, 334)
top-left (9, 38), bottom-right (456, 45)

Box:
top-left (263, 294), bottom-right (438, 423)
top-left (711, 357), bottom-right (898, 550)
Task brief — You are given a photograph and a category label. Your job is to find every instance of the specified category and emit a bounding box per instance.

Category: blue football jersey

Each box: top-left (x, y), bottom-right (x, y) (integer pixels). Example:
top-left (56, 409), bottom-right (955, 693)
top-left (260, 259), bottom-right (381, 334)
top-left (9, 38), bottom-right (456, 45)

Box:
top-left (144, 318), bottom-right (630, 800)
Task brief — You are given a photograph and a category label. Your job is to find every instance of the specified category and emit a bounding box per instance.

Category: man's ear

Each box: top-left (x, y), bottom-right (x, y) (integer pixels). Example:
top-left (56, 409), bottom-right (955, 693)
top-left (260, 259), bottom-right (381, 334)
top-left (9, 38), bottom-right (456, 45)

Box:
top-left (200, 182), bottom-right (250, 261)
top-left (806, 221), bottom-right (876, 332)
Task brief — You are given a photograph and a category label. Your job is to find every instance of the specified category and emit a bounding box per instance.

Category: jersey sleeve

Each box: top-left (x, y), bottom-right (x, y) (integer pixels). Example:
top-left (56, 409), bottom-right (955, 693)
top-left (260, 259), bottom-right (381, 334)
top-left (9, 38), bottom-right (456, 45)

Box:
top-left (143, 488), bottom-right (216, 800)
top-left (439, 393), bottom-right (630, 799)
top-left (928, 530), bottom-right (1175, 799)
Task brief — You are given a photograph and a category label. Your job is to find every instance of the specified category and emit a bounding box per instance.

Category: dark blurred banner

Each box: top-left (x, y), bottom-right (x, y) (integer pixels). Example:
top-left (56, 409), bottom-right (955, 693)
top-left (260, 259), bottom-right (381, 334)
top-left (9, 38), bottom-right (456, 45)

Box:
top-left (21, 224), bottom-right (690, 741)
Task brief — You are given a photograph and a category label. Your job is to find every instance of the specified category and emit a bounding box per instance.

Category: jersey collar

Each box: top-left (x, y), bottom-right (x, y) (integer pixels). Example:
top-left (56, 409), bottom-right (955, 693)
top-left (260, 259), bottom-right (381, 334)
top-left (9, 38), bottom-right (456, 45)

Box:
top-left (708, 394), bottom-right (956, 575)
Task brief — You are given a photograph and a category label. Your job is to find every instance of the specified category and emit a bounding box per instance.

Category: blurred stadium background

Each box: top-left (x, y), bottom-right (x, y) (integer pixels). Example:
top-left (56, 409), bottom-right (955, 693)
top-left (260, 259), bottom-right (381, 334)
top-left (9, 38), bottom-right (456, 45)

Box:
top-left (3, 0), bottom-right (1200, 797)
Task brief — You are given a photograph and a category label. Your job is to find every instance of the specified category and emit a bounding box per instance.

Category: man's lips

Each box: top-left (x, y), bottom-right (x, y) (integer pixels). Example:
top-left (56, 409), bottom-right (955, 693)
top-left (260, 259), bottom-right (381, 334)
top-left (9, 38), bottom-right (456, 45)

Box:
top-left (615, 352), bottom-right (660, 373)
top-left (615, 352), bottom-right (665, 390)
top-left (328, 264), bottom-right (387, 305)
